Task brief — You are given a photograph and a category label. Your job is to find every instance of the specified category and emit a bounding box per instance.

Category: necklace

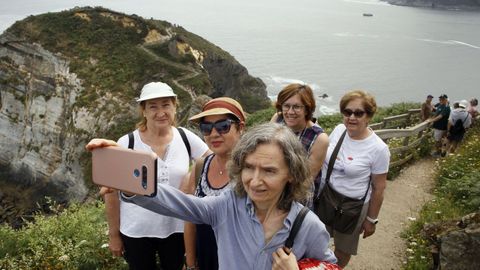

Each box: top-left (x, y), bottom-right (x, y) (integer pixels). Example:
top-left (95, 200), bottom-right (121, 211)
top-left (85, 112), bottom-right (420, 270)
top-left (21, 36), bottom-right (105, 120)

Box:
top-left (215, 156), bottom-right (226, 176)
top-left (294, 127), bottom-right (307, 140)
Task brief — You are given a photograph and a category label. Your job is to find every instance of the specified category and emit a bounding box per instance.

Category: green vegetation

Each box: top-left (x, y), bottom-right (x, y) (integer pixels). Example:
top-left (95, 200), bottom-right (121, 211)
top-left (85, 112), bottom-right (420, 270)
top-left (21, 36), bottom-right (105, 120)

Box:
top-left (0, 200), bottom-right (127, 270)
top-left (178, 73), bottom-right (212, 95)
top-left (402, 123), bottom-right (480, 269)
top-left (5, 7), bottom-right (213, 111)
top-left (0, 97), bottom-right (431, 269)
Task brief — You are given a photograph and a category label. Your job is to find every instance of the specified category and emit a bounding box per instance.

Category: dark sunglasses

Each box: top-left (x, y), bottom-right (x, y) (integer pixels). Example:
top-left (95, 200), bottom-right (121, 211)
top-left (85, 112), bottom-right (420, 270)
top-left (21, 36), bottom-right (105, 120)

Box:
top-left (199, 119), bottom-right (237, 136)
top-left (342, 109), bottom-right (367, 118)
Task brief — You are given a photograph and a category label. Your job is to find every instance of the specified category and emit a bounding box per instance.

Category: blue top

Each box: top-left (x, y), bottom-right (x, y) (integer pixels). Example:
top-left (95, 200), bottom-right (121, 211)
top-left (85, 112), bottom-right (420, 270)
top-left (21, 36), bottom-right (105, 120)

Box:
top-left (122, 185), bottom-right (336, 270)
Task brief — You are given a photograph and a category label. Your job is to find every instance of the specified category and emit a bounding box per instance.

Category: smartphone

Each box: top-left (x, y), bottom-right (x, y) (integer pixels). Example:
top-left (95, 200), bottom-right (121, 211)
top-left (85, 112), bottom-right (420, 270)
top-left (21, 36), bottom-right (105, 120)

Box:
top-left (92, 146), bottom-right (158, 196)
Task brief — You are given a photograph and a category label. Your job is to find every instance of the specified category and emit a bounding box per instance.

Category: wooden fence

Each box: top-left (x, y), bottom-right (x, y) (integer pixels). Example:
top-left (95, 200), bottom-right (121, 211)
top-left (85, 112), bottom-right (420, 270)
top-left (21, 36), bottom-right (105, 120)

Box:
top-left (369, 109), bottom-right (421, 130)
top-left (370, 108), bottom-right (431, 169)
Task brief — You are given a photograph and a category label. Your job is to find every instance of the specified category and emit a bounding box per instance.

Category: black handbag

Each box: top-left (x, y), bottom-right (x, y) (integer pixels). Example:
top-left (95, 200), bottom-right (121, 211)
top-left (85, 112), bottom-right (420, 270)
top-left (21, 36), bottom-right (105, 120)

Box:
top-left (313, 130), bottom-right (370, 234)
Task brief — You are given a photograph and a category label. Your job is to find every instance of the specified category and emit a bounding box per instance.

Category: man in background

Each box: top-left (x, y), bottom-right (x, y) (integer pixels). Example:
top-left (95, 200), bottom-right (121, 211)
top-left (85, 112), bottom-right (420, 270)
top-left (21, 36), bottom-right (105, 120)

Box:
top-left (446, 101), bottom-right (471, 154)
top-left (428, 94), bottom-right (451, 157)
top-left (421, 94), bottom-right (434, 121)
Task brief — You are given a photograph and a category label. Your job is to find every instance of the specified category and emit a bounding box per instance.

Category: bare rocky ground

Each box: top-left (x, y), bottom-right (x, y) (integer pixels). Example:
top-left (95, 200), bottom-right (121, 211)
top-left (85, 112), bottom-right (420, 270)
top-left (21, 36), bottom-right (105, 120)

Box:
top-left (347, 158), bottom-right (436, 270)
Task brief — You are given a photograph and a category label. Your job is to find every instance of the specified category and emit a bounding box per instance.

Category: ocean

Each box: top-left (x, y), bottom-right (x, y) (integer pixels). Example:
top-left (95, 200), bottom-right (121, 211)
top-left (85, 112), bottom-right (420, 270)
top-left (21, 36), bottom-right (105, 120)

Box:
top-left (1, 0), bottom-right (479, 115)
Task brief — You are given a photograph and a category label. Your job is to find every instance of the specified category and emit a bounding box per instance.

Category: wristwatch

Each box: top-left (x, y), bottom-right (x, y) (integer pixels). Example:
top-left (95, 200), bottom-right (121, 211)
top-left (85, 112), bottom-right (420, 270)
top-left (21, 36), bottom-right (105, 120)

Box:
top-left (366, 216), bottom-right (379, 224)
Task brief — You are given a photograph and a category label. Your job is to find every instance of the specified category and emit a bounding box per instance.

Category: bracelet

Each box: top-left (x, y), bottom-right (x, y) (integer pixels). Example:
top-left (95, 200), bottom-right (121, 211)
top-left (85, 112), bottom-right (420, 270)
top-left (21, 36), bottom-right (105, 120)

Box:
top-left (366, 216), bottom-right (379, 224)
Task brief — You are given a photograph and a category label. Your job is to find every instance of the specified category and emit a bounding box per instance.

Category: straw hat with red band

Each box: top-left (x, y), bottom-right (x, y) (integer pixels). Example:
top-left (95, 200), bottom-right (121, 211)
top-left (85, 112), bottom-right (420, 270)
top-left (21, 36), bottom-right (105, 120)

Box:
top-left (189, 97), bottom-right (246, 122)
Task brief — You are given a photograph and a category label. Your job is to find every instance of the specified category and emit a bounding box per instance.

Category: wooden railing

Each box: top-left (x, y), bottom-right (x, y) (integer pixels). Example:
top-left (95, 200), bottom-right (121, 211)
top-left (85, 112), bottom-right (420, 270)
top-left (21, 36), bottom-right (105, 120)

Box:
top-left (369, 109), bottom-right (421, 130)
top-left (375, 121), bottom-right (431, 168)
top-left (369, 108), bottom-right (431, 169)
top-left (368, 108), bottom-right (478, 170)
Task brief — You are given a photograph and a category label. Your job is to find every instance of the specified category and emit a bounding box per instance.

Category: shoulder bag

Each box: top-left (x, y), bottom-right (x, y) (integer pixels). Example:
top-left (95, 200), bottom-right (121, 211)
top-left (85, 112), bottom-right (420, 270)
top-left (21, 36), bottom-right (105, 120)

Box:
top-left (313, 130), bottom-right (370, 234)
top-left (284, 206), bottom-right (342, 270)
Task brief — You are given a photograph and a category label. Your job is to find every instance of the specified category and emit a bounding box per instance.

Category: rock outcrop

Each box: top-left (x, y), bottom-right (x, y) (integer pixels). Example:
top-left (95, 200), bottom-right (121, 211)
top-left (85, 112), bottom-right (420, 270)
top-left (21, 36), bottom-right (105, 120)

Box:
top-left (422, 212), bottom-right (480, 269)
top-left (383, 0), bottom-right (480, 9)
top-left (0, 33), bottom-right (88, 202)
top-left (0, 7), bottom-right (270, 216)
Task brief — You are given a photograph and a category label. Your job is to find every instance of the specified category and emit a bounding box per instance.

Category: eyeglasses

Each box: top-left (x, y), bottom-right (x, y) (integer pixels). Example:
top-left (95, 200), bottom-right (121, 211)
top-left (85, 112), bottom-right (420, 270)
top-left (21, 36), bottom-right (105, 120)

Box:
top-left (342, 109), bottom-right (367, 118)
top-left (199, 119), bottom-right (237, 136)
top-left (281, 104), bottom-right (305, 112)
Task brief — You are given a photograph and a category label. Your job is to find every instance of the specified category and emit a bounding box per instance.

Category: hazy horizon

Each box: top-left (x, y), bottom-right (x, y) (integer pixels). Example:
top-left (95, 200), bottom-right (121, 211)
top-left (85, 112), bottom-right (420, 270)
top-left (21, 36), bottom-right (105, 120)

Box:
top-left (1, 0), bottom-right (479, 115)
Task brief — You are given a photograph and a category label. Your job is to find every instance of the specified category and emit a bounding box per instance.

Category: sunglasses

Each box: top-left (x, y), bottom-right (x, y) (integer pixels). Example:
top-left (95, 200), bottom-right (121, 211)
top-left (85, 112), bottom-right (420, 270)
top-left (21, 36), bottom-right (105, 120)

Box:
top-left (199, 119), bottom-right (237, 136)
top-left (342, 109), bottom-right (367, 118)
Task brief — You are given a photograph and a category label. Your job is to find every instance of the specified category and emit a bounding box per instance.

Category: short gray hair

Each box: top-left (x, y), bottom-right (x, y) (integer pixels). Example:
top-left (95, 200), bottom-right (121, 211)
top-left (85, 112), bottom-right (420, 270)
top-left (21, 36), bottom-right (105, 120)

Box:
top-left (228, 123), bottom-right (312, 210)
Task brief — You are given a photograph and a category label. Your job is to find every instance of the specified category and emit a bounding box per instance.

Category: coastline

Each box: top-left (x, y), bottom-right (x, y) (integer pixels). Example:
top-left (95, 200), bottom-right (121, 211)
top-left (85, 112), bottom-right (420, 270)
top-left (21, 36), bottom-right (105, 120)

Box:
top-left (383, 0), bottom-right (480, 11)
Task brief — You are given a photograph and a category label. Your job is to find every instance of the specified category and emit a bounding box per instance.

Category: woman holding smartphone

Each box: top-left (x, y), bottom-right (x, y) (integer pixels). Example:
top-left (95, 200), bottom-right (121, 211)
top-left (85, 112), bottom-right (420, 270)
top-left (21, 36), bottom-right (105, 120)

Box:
top-left (103, 82), bottom-right (209, 270)
top-left (89, 123), bottom-right (337, 270)
top-left (182, 97), bottom-right (246, 270)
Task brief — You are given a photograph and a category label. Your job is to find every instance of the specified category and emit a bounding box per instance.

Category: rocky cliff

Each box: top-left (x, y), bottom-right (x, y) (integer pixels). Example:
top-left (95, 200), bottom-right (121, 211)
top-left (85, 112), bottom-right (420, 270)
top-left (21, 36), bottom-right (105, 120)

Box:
top-left (383, 0), bottom-right (480, 9)
top-left (0, 7), bottom-right (270, 217)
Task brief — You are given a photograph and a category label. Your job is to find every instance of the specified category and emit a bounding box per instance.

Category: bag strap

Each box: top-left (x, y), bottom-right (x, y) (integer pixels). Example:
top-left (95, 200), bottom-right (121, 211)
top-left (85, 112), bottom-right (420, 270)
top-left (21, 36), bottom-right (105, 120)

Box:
top-left (177, 127), bottom-right (192, 160)
top-left (194, 156), bottom-right (206, 188)
top-left (325, 129), bottom-right (372, 201)
top-left (128, 132), bottom-right (134, 150)
top-left (285, 206), bottom-right (310, 250)
top-left (325, 130), bottom-right (347, 184)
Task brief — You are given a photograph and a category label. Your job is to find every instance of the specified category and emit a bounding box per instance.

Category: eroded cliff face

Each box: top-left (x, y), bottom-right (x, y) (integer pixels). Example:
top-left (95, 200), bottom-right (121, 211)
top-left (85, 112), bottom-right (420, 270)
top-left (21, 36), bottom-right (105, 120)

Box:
top-left (203, 54), bottom-right (268, 113)
top-left (0, 32), bottom-right (88, 202)
top-left (0, 7), bottom-right (270, 214)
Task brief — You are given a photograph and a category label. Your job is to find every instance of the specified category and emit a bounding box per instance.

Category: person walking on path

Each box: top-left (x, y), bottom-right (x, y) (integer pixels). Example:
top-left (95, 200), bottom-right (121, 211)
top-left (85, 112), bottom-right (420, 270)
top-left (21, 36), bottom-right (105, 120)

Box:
top-left (446, 101), bottom-right (471, 154)
top-left (421, 94), bottom-right (434, 121)
top-left (467, 98), bottom-right (478, 125)
top-left (428, 94), bottom-right (451, 157)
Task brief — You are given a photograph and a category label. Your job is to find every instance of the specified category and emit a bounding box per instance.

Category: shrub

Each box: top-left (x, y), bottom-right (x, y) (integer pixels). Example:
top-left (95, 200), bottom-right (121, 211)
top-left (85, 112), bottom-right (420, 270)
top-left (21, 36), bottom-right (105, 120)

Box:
top-left (0, 200), bottom-right (127, 270)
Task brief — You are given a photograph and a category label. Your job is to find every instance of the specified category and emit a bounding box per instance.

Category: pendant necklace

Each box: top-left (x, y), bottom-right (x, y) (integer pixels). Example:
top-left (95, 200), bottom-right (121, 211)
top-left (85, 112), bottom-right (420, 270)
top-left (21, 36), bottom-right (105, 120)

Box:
top-left (216, 156), bottom-right (225, 175)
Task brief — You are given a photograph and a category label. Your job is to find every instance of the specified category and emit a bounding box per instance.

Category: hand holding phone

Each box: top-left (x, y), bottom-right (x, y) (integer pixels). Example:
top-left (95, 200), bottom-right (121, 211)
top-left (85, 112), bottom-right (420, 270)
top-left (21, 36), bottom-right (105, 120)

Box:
top-left (92, 146), bottom-right (158, 196)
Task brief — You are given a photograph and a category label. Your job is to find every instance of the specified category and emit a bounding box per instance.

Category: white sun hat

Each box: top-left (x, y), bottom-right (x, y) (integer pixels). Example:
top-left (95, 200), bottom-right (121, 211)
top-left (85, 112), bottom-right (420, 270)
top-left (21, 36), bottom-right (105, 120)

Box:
top-left (136, 82), bottom-right (176, 102)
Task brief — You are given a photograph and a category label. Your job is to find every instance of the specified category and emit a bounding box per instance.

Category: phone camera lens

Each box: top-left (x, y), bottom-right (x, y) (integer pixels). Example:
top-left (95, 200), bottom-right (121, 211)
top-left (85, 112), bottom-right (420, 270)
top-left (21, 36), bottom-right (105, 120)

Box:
top-left (133, 169), bottom-right (140, 178)
top-left (142, 165), bottom-right (148, 189)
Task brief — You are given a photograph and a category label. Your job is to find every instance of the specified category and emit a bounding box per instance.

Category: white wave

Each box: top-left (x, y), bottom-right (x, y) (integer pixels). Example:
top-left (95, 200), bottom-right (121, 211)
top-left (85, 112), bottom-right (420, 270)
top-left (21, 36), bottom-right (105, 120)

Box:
top-left (448, 40), bottom-right (480, 49)
top-left (317, 105), bottom-right (338, 116)
top-left (417, 38), bottom-right (480, 49)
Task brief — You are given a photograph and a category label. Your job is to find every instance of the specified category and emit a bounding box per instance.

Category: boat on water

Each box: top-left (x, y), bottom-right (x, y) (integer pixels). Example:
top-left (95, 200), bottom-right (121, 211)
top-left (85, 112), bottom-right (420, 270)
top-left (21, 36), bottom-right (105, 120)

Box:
top-left (363, 13), bottom-right (373, 17)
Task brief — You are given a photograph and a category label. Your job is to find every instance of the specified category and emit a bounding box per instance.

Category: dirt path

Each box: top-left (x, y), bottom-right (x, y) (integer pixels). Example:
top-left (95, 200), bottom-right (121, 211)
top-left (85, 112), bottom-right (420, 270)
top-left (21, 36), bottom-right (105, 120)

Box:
top-left (347, 158), bottom-right (436, 270)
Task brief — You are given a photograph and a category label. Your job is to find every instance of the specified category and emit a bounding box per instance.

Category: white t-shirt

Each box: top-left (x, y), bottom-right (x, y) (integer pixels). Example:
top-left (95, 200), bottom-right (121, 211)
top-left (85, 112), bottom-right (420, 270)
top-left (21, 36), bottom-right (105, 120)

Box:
top-left (449, 108), bottom-right (472, 128)
top-left (117, 127), bottom-right (208, 238)
top-left (321, 124), bottom-right (390, 201)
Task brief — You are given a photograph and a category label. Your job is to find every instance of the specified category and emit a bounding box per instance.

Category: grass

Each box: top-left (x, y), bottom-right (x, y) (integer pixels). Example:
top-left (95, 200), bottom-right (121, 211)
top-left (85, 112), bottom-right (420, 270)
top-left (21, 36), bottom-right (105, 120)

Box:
top-left (401, 123), bottom-right (480, 269)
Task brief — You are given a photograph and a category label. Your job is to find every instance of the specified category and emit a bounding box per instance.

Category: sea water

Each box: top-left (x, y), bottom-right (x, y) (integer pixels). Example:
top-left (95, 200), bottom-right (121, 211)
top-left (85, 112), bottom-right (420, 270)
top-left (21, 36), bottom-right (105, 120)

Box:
top-left (1, 0), bottom-right (479, 115)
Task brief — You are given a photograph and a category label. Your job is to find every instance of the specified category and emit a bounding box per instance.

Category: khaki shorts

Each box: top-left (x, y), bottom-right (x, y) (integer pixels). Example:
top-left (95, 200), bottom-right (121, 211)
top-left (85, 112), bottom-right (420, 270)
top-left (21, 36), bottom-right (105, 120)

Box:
top-left (433, 129), bottom-right (447, 142)
top-left (326, 202), bottom-right (369, 255)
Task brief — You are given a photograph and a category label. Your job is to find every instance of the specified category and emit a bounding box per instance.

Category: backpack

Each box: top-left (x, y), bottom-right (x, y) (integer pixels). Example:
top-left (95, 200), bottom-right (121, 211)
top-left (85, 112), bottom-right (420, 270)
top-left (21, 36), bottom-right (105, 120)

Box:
top-left (449, 116), bottom-right (467, 135)
top-left (127, 127), bottom-right (191, 159)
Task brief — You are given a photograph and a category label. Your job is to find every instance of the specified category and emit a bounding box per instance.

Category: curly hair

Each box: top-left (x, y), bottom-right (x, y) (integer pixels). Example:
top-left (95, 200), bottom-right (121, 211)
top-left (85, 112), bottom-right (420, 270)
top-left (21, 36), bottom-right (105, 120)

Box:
top-left (228, 123), bottom-right (312, 210)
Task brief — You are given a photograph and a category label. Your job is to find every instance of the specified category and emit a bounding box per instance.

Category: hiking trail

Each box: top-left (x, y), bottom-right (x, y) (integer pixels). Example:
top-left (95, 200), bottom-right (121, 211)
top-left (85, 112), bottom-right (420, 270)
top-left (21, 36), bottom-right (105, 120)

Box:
top-left (347, 158), bottom-right (436, 270)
